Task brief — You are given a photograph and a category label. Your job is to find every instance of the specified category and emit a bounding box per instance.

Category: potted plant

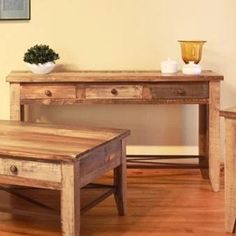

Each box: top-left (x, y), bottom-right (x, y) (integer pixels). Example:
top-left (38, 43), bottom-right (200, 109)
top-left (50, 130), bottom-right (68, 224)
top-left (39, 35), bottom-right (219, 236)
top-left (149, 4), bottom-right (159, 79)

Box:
top-left (23, 44), bottom-right (60, 74)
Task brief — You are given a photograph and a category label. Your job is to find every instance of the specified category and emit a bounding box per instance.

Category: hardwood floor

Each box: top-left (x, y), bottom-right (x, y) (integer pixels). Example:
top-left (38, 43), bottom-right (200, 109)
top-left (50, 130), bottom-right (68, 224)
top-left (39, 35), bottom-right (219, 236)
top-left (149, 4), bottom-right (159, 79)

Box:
top-left (0, 169), bottom-right (226, 236)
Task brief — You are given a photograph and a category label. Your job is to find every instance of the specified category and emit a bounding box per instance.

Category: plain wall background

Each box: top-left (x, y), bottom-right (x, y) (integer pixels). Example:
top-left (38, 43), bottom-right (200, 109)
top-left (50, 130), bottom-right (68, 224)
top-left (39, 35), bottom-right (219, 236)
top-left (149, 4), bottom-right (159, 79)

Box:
top-left (1, 0), bottom-right (236, 155)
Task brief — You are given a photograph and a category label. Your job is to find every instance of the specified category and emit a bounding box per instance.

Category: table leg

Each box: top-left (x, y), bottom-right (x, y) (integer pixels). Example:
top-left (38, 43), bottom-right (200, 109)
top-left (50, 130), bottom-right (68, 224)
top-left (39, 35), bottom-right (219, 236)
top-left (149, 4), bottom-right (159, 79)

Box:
top-left (114, 139), bottom-right (127, 216)
top-left (10, 83), bottom-right (22, 121)
top-left (208, 81), bottom-right (221, 192)
top-left (199, 104), bottom-right (209, 179)
top-left (225, 119), bottom-right (236, 233)
top-left (61, 162), bottom-right (80, 236)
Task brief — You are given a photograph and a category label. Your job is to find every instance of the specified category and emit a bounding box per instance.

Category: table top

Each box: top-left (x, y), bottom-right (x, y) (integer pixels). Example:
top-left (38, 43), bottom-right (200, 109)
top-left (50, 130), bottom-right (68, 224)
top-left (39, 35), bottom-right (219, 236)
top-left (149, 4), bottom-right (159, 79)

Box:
top-left (220, 107), bottom-right (236, 119)
top-left (0, 120), bottom-right (130, 161)
top-left (6, 70), bottom-right (223, 83)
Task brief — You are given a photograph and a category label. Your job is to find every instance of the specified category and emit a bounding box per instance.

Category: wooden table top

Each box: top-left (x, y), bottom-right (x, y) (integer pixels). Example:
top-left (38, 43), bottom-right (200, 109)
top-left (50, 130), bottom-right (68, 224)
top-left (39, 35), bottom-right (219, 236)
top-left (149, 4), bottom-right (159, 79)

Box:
top-left (6, 70), bottom-right (223, 83)
top-left (0, 120), bottom-right (130, 161)
top-left (220, 107), bottom-right (236, 119)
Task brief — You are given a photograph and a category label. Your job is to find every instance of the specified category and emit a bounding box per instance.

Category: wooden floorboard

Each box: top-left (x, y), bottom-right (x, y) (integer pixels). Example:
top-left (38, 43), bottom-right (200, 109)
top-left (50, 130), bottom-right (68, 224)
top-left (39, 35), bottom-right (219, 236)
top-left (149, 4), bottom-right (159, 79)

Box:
top-left (0, 169), bottom-right (226, 236)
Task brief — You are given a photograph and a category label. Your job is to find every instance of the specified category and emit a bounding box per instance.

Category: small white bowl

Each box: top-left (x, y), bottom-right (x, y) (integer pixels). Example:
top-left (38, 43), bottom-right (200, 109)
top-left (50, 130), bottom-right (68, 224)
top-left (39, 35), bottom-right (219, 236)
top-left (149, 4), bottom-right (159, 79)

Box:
top-left (27, 62), bottom-right (56, 74)
top-left (161, 58), bottom-right (178, 74)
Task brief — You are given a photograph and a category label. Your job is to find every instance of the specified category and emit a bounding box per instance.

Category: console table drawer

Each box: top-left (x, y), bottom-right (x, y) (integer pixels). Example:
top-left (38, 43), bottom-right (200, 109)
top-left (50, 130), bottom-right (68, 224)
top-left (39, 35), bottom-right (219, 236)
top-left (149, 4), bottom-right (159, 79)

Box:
top-left (21, 85), bottom-right (76, 99)
top-left (85, 85), bottom-right (143, 99)
top-left (0, 158), bottom-right (61, 183)
top-left (149, 82), bottom-right (209, 99)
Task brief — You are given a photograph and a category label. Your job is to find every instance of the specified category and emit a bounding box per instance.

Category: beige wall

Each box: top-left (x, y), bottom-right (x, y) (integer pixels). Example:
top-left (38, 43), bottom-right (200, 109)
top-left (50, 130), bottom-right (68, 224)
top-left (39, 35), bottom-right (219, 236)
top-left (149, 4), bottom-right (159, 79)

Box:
top-left (1, 0), bottom-right (236, 155)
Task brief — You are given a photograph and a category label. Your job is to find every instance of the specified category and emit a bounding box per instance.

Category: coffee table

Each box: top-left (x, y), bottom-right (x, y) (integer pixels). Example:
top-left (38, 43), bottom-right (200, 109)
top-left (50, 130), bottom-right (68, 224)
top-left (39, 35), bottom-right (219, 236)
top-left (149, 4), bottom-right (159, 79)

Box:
top-left (0, 120), bottom-right (130, 236)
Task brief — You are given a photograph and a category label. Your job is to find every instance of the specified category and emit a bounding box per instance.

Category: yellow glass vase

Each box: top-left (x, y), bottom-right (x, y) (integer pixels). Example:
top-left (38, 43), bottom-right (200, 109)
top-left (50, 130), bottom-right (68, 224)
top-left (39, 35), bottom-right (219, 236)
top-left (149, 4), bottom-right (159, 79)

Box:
top-left (178, 40), bottom-right (206, 64)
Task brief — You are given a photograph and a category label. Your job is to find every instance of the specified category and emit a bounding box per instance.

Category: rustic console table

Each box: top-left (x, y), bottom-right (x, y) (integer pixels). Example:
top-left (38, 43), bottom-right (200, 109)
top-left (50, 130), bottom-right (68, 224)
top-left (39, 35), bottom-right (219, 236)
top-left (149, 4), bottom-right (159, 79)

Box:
top-left (7, 70), bottom-right (223, 192)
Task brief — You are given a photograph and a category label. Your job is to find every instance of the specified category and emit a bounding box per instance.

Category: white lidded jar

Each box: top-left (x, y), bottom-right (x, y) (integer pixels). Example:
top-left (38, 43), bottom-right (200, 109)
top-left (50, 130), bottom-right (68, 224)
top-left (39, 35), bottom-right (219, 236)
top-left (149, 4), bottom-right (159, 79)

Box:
top-left (160, 58), bottom-right (178, 74)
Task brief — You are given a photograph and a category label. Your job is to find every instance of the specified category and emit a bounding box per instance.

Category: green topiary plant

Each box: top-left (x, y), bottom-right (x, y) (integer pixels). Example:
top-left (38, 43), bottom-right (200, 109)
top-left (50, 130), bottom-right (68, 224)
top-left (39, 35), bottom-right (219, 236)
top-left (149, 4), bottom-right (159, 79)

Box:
top-left (23, 44), bottom-right (60, 65)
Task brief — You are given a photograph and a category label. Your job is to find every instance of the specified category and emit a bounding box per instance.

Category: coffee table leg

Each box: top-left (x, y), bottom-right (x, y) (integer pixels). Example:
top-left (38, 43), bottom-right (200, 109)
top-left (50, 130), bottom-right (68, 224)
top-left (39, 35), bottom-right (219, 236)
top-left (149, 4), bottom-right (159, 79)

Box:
top-left (61, 162), bottom-right (80, 236)
top-left (114, 139), bottom-right (127, 216)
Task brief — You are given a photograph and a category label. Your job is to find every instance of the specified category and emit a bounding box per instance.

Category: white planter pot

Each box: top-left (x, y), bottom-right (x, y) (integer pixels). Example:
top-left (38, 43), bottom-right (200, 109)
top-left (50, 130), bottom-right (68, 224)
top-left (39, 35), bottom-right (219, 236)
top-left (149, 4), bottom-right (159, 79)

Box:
top-left (27, 62), bottom-right (56, 74)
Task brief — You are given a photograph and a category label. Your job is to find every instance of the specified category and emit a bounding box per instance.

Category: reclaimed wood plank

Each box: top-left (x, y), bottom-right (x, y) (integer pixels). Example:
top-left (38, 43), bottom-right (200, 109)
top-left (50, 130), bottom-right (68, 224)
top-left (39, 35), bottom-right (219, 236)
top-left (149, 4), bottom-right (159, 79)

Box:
top-left (6, 70), bottom-right (223, 83)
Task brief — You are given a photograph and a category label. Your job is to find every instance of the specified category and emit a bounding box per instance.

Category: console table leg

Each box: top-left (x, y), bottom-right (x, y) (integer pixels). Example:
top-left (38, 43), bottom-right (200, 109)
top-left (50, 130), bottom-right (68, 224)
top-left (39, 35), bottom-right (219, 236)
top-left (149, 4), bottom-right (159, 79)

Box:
top-left (114, 139), bottom-right (127, 216)
top-left (225, 119), bottom-right (236, 233)
top-left (61, 162), bottom-right (80, 236)
top-left (209, 82), bottom-right (221, 192)
top-left (10, 83), bottom-right (22, 121)
top-left (199, 104), bottom-right (209, 179)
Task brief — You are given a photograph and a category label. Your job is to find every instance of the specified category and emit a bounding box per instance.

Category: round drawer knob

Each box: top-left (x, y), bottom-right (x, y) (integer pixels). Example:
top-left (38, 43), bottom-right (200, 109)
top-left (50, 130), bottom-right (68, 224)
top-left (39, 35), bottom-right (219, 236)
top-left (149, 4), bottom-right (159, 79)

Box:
top-left (111, 88), bottom-right (118, 95)
top-left (10, 165), bottom-right (18, 175)
top-left (45, 90), bottom-right (52, 97)
top-left (177, 90), bottom-right (186, 96)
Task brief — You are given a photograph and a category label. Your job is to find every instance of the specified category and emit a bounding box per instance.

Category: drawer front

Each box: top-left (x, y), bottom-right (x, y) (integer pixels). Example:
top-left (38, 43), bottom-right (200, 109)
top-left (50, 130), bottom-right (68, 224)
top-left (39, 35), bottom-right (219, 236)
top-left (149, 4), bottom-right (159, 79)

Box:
top-left (21, 85), bottom-right (76, 99)
top-left (0, 158), bottom-right (61, 183)
top-left (85, 85), bottom-right (143, 99)
top-left (149, 82), bottom-right (209, 99)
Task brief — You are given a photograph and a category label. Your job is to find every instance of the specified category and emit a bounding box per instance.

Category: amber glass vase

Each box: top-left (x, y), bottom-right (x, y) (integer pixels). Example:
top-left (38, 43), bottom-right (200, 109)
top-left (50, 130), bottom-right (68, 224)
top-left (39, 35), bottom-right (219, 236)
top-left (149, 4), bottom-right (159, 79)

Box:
top-left (178, 40), bottom-right (206, 64)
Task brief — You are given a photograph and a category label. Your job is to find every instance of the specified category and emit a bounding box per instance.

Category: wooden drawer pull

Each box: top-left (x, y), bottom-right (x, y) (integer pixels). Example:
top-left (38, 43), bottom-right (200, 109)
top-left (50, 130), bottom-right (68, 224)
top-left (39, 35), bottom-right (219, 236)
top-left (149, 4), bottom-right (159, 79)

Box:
top-left (10, 165), bottom-right (18, 175)
top-left (44, 90), bottom-right (52, 97)
top-left (176, 89), bottom-right (186, 96)
top-left (111, 88), bottom-right (118, 95)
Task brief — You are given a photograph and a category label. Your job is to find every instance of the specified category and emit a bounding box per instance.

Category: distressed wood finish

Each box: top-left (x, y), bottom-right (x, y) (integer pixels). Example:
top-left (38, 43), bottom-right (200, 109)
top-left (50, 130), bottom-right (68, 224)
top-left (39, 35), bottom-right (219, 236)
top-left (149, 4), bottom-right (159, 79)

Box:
top-left (0, 120), bottom-right (129, 161)
top-left (221, 108), bottom-right (236, 233)
top-left (79, 140), bottom-right (122, 187)
top-left (0, 120), bottom-right (130, 236)
top-left (10, 83), bottom-right (22, 121)
top-left (149, 82), bottom-right (209, 99)
top-left (85, 85), bottom-right (143, 100)
top-left (209, 82), bottom-right (221, 192)
top-left (6, 70), bottom-right (223, 82)
top-left (224, 119), bottom-right (236, 233)
top-left (21, 84), bottom-right (76, 99)
top-left (114, 139), bottom-right (127, 216)
top-left (20, 82), bottom-right (210, 104)
top-left (61, 163), bottom-right (80, 236)
top-left (0, 157), bottom-right (61, 183)
top-left (199, 104), bottom-right (209, 179)
top-left (7, 70), bottom-right (223, 191)
top-left (20, 97), bottom-right (210, 105)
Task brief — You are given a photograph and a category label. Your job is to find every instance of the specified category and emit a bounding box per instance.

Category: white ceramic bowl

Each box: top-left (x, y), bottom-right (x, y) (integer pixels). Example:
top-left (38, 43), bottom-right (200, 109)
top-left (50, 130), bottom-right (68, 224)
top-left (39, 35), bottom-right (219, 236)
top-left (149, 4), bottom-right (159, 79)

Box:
top-left (27, 62), bottom-right (56, 74)
top-left (160, 59), bottom-right (178, 74)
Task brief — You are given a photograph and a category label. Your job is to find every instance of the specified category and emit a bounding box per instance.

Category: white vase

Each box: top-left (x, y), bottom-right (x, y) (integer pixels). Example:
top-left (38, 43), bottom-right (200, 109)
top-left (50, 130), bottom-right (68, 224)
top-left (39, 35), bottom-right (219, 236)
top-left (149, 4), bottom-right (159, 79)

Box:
top-left (27, 62), bottom-right (56, 74)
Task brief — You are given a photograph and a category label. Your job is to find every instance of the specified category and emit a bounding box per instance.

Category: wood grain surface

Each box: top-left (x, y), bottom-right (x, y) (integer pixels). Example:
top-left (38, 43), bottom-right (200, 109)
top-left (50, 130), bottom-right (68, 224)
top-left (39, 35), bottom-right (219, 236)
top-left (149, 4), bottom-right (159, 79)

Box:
top-left (0, 120), bottom-right (130, 161)
top-left (7, 70), bottom-right (223, 83)
top-left (208, 82), bottom-right (221, 192)
top-left (221, 110), bottom-right (236, 232)
top-left (220, 107), bottom-right (236, 119)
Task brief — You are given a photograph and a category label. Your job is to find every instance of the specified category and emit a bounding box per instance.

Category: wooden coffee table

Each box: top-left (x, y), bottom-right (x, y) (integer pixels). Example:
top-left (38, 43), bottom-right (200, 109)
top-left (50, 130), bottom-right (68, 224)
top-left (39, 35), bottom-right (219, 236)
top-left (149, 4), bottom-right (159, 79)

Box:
top-left (0, 120), bottom-right (130, 236)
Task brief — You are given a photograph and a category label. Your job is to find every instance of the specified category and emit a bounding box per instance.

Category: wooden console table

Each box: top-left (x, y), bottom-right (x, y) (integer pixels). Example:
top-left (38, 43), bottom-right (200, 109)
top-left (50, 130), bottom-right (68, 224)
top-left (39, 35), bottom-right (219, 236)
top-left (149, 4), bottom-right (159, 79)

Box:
top-left (7, 70), bottom-right (223, 192)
